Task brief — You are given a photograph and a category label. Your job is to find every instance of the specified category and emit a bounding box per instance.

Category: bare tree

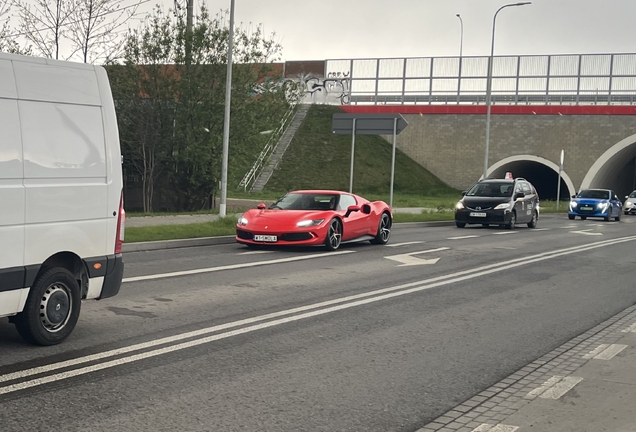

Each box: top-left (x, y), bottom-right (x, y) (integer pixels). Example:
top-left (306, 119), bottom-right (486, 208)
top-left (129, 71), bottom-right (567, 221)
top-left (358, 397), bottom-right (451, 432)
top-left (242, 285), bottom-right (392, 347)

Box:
top-left (12, 0), bottom-right (74, 60)
top-left (67, 0), bottom-right (141, 64)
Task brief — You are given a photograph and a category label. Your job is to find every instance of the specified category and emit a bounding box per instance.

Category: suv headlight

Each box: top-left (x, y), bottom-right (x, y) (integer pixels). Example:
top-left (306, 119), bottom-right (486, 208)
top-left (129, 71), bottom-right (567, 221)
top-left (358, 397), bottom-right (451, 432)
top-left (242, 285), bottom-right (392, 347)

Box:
top-left (456, 201), bottom-right (465, 210)
top-left (598, 202), bottom-right (608, 211)
top-left (626, 201), bottom-right (634, 208)
top-left (238, 216), bottom-right (248, 226)
top-left (494, 203), bottom-right (510, 210)
top-left (297, 219), bottom-right (324, 227)
top-left (570, 201), bottom-right (577, 209)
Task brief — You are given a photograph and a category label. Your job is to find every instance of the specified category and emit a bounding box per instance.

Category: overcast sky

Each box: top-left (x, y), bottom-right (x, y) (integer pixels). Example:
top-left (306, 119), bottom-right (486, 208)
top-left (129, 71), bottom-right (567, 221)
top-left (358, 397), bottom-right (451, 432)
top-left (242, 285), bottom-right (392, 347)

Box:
top-left (145, 0), bottom-right (636, 61)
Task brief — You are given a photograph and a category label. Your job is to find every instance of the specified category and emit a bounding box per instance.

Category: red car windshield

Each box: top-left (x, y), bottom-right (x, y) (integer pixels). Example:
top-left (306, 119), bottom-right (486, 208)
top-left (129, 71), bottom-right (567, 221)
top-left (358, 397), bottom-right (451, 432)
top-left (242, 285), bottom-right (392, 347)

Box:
top-left (269, 193), bottom-right (339, 211)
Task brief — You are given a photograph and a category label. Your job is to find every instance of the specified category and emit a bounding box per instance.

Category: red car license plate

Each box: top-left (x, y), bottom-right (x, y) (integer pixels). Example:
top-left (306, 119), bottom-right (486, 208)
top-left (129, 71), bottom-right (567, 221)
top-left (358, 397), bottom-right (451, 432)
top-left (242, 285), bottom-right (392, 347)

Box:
top-left (253, 235), bottom-right (277, 242)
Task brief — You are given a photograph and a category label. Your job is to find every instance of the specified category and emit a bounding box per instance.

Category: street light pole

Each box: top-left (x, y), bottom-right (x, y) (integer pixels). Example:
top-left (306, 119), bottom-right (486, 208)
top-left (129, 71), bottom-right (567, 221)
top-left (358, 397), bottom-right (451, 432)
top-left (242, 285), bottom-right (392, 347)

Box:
top-left (456, 14), bottom-right (463, 58)
top-left (219, 0), bottom-right (235, 218)
top-left (556, 149), bottom-right (564, 210)
top-left (456, 13), bottom-right (464, 102)
top-left (483, 2), bottom-right (531, 179)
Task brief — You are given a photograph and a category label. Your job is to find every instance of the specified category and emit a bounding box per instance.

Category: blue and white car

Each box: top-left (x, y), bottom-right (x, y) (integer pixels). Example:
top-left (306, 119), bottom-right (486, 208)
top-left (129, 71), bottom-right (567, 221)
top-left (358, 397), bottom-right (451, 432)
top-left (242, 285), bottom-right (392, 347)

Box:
top-left (568, 189), bottom-right (622, 221)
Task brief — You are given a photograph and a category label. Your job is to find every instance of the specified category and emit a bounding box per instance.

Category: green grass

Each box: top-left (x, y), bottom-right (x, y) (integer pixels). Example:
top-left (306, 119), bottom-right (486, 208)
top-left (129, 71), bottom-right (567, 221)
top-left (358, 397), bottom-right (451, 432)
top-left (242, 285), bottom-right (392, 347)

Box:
top-left (124, 217), bottom-right (238, 243)
top-left (539, 200), bottom-right (569, 213)
top-left (264, 105), bottom-right (459, 196)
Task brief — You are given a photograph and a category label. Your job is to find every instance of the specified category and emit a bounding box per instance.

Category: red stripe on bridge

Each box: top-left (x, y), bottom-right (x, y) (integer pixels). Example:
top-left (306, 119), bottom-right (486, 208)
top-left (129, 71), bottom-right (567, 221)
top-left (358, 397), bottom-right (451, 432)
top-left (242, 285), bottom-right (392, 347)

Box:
top-left (339, 105), bottom-right (636, 115)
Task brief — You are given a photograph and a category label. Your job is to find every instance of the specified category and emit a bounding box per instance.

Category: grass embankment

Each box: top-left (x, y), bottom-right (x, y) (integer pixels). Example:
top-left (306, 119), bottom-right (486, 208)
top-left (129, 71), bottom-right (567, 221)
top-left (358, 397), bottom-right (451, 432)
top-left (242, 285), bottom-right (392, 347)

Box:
top-left (131, 105), bottom-right (568, 242)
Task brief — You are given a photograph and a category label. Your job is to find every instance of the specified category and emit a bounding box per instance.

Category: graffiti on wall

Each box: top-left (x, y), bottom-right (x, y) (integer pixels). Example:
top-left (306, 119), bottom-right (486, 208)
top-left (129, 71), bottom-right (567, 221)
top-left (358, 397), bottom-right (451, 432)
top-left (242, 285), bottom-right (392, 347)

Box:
top-left (292, 73), bottom-right (351, 105)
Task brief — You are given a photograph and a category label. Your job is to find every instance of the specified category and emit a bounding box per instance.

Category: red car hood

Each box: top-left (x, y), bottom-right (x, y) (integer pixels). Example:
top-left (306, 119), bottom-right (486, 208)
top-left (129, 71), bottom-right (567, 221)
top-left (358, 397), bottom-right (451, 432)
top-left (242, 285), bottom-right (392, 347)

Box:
top-left (242, 209), bottom-right (332, 230)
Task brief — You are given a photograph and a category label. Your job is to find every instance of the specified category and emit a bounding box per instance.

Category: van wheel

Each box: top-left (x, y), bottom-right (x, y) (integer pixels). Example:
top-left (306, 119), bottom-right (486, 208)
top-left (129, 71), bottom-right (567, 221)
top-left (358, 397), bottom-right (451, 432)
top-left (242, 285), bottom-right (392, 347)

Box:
top-left (455, 222), bottom-right (466, 228)
top-left (14, 268), bottom-right (81, 346)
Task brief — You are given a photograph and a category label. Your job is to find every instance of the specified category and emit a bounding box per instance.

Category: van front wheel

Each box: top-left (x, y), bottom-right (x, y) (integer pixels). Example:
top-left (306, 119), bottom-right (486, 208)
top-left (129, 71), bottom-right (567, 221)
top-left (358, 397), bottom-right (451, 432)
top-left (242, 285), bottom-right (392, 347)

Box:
top-left (14, 268), bottom-right (81, 346)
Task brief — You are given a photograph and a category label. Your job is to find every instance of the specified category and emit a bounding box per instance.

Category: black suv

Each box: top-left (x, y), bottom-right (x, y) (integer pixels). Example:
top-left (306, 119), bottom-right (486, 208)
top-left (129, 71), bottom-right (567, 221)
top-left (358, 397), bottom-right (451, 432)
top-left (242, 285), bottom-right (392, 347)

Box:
top-left (454, 178), bottom-right (539, 229)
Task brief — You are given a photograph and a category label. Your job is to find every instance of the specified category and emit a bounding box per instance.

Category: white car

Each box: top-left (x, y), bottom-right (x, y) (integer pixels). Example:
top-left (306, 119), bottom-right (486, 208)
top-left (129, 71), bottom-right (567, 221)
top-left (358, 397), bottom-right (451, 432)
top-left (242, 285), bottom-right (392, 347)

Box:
top-left (624, 191), bottom-right (636, 215)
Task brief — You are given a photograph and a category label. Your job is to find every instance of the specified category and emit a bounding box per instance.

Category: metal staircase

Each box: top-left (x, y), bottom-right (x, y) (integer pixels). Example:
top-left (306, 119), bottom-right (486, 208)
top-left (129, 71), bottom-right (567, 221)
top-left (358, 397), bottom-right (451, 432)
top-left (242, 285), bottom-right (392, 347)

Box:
top-left (238, 103), bottom-right (311, 192)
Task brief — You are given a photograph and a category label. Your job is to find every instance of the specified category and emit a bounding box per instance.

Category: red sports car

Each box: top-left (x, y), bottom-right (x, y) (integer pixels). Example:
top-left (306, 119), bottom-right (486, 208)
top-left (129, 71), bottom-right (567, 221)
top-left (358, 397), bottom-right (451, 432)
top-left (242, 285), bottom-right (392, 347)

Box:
top-left (235, 190), bottom-right (392, 250)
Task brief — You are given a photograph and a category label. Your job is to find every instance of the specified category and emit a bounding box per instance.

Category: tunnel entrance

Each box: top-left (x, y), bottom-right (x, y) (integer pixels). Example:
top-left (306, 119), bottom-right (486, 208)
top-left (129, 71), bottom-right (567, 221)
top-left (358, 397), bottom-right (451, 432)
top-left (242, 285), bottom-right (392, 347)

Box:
top-left (487, 156), bottom-right (574, 201)
top-left (581, 134), bottom-right (636, 199)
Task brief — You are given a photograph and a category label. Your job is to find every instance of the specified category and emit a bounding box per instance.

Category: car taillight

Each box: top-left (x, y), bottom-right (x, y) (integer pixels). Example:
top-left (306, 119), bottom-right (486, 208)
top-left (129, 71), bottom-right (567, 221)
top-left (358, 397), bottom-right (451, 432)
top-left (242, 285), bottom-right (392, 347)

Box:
top-left (115, 192), bottom-right (125, 254)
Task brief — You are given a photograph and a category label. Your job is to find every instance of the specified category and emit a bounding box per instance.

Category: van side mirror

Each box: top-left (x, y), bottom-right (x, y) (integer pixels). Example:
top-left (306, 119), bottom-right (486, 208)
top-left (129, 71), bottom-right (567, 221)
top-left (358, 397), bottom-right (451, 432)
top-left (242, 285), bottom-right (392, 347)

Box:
top-left (461, 191), bottom-right (467, 196)
top-left (626, 196), bottom-right (629, 200)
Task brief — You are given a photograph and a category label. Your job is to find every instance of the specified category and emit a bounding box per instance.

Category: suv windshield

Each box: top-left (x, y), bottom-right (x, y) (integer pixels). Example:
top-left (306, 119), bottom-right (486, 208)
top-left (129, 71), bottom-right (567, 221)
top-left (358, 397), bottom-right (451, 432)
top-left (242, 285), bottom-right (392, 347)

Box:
top-left (578, 190), bottom-right (610, 199)
top-left (629, 191), bottom-right (636, 198)
top-left (466, 182), bottom-right (514, 198)
top-left (269, 193), bottom-right (339, 210)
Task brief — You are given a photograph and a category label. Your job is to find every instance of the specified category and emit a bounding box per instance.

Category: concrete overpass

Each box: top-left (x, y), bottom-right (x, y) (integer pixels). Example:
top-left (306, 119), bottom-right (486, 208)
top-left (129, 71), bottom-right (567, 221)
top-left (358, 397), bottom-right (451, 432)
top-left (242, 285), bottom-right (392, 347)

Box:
top-left (281, 53), bottom-right (636, 199)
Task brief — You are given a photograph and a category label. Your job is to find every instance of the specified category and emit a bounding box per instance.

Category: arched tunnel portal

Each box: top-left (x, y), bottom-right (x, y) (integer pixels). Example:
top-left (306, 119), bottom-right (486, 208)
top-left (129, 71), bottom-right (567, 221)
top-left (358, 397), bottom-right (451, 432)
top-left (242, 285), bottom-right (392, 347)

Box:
top-left (581, 134), bottom-right (636, 199)
top-left (486, 155), bottom-right (575, 201)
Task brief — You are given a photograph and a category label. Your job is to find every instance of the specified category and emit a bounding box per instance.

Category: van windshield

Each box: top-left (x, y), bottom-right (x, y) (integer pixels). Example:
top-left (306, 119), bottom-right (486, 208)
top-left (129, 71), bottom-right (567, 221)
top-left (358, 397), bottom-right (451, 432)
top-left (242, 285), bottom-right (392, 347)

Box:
top-left (466, 182), bottom-right (513, 197)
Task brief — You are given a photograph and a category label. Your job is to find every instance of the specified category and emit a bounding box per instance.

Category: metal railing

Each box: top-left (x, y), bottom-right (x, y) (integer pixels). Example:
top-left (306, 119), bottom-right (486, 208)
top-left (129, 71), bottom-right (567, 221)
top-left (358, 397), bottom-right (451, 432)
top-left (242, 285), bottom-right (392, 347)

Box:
top-left (321, 53), bottom-right (636, 105)
top-left (238, 101), bottom-right (299, 191)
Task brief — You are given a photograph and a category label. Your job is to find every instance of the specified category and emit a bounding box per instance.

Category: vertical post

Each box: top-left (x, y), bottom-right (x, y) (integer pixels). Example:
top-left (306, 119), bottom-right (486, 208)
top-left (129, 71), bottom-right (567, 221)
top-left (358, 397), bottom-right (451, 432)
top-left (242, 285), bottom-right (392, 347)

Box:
top-left (390, 117), bottom-right (398, 209)
top-left (349, 118), bottom-right (356, 193)
top-left (185, 0), bottom-right (194, 68)
top-left (219, 0), bottom-right (235, 218)
top-left (556, 149), bottom-right (564, 211)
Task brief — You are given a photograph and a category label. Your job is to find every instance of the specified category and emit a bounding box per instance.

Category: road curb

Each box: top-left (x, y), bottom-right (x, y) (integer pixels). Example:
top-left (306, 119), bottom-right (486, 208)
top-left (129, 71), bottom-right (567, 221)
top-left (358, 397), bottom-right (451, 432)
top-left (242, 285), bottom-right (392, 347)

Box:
top-left (122, 220), bottom-right (458, 253)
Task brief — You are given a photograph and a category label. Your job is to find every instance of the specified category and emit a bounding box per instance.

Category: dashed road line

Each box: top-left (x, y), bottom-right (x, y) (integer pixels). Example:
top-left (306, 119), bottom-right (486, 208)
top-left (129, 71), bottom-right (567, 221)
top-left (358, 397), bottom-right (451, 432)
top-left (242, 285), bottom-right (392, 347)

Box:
top-left (387, 241), bottom-right (424, 247)
top-left (527, 375), bottom-right (583, 399)
top-left (493, 231), bottom-right (519, 235)
top-left (583, 344), bottom-right (628, 360)
top-left (571, 229), bottom-right (603, 236)
top-left (239, 250), bottom-right (272, 255)
top-left (447, 235), bottom-right (479, 240)
top-left (621, 322), bottom-right (636, 333)
top-left (473, 424), bottom-right (519, 432)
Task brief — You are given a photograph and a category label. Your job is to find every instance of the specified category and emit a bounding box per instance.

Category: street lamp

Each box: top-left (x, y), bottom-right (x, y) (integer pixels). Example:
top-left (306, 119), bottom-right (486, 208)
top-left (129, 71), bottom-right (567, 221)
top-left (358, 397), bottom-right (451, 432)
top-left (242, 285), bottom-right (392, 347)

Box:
top-left (456, 14), bottom-right (463, 58)
top-left (483, 2), bottom-right (531, 179)
top-left (219, 0), bottom-right (236, 217)
top-left (456, 13), bottom-right (464, 101)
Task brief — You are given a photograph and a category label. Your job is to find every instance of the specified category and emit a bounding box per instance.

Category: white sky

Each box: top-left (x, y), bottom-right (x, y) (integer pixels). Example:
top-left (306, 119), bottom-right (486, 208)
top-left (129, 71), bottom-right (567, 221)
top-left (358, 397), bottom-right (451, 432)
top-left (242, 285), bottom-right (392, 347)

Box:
top-left (148, 0), bottom-right (636, 61)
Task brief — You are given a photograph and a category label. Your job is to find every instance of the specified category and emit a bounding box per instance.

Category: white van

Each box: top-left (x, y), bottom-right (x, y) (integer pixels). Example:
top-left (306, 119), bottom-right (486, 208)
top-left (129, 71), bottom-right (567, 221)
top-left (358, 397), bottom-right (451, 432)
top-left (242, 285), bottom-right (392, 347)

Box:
top-left (0, 52), bottom-right (125, 346)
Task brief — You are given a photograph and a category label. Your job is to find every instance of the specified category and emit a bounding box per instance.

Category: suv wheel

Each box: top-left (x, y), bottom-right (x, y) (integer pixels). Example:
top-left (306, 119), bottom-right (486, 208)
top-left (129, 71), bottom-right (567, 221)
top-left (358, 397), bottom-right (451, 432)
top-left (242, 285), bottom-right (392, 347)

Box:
top-left (507, 211), bottom-right (516, 230)
top-left (527, 210), bottom-right (538, 228)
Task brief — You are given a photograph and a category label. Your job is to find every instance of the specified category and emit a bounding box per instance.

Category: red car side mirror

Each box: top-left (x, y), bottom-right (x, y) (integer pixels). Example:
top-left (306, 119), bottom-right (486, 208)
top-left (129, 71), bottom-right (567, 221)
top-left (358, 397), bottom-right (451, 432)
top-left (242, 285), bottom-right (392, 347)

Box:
top-left (257, 203), bottom-right (266, 210)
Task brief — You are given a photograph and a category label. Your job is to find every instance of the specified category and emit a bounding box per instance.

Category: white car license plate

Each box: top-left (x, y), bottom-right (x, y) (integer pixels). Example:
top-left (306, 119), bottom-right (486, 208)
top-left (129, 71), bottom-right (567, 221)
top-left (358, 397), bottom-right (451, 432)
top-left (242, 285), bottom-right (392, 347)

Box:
top-left (254, 235), bottom-right (277, 242)
top-left (469, 212), bottom-right (487, 217)
top-left (580, 206), bottom-right (593, 211)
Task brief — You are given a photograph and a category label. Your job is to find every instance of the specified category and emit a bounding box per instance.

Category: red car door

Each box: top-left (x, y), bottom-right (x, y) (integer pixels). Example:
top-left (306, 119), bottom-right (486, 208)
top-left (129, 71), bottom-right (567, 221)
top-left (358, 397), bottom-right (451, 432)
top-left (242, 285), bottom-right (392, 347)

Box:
top-left (338, 194), bottom-right (369, 240)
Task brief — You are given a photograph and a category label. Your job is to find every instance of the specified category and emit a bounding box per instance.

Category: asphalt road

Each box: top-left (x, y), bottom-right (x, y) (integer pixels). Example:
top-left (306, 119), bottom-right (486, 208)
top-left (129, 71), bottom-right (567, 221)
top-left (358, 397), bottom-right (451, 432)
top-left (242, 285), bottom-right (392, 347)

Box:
top-left (1, 214), bottom-right (636, 431)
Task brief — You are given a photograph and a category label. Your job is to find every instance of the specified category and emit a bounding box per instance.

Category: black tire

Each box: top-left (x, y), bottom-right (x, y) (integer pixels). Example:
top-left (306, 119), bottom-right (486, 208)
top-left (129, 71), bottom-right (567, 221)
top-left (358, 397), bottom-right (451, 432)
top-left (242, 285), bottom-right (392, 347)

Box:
top-left (625, 211), bottom-right (629, 215)
top-left (507, 211), bottom-right (516, 230)
top-left (455, 221), bottom-right (466, 228)
top-left (604, 211), bottom-right (611, 222)
top-left (324, 218), bottom-right (342, 251)
top-left (568, 214), bottom-right (575, 220)
top-left (370, 212), bottom-right (391, 245)
top-left (527, 210), bottom-right (538, 228)
top-left (14, 267), bottom-right (81, 346)
top-left (615, 213), bottom-right (621, 222)
top-left (581, 216), bottom-right (587, 220)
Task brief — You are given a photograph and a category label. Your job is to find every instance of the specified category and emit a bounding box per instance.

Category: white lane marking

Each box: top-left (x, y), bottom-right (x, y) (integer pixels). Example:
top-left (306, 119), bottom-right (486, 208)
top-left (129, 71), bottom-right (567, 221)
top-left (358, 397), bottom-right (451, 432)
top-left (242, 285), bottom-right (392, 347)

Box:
top-left (526, 375), bottom-right (563, 398)
top-left (472, 424), bottom-right (519, 432)
top-left (583, 344), bottom-right (609, 359)
top-left (565, 225), bottom-right (577, 228)
top-left (587, 344), bottom-right (628, 360)
top-left (527, 375), bottom-right (584, 399)
top-left (493, 231), bottom-right (518, 235)
top-left (533, 228), bottom-right (550, 231)
top-left (571, 229), bottom-right (603, 236)
top-left (239, 250), bottom-right (271, 255)
top-left (621, 322), bottom-right (636, 333)
top-left (3, 235), bottom-right (636, 393)
top-left (123, 250), bottom-right (356, 282)
top-left (447, 235), bottom-right (479, 240)
top-left (387, 241), bottom-right (424, 247)
top-left (384, 247), bottom-right (450, 266)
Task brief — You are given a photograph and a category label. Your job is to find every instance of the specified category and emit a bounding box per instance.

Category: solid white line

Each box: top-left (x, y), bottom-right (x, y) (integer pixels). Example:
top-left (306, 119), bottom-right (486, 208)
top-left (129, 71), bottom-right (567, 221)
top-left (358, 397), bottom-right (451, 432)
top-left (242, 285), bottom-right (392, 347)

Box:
top-left (238, 250), bottom-right (272, 255)
top-left (533, 228), bottom-right (550, 231)
top-left (571, 230), bottom-right (603, 236)
top-left (386, 241), bottom-right (424, 247)
top-left (447, 235), bottom-right (479, 240)
top-left (539, 376), bottom-right (583, 399)
top-left (122, 250), bottom-right (356, 282)
top-left (493, 231), bottom-right (518, 235)
top-left (3, 235), bottom-right (636, 394)
top-left (594, 344), bottom-right (628, 360)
